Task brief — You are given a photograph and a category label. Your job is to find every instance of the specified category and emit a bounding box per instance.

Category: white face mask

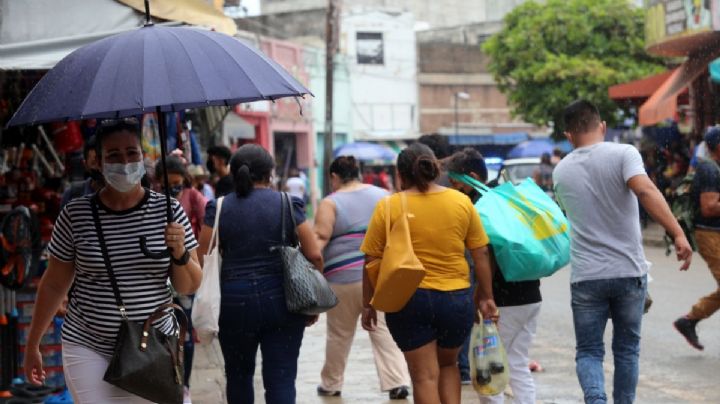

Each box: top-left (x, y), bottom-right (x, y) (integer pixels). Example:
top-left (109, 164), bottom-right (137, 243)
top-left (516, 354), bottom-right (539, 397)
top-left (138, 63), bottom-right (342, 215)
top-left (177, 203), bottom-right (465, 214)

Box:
top-left (103, 161), bottom-right (145, 193)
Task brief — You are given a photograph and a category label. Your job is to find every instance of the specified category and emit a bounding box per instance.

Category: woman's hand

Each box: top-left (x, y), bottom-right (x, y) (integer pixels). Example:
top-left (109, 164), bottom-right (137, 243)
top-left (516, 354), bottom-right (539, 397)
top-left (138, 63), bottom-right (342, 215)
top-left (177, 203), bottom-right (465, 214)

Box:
top-left (477, 299), bottom-right (499, 323)
top-left (165, 222), bottom-right (186, 259)
top-left (361, 307), bottom-right (377, 331)
top-left (24, 347), bottom-right (45, 385)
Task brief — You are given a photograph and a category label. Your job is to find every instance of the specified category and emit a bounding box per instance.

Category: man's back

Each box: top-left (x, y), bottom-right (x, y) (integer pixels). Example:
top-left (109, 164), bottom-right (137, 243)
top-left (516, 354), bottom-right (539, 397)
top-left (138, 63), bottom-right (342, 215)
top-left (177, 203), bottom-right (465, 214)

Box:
top-left (553, 142), bottom-right (648, 283)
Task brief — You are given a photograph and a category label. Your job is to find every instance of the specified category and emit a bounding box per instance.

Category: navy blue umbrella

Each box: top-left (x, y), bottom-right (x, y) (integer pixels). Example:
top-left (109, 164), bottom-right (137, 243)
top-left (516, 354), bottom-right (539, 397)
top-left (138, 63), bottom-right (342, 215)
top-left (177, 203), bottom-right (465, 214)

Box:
top-left (506, 139), bottom-right (572, 159)
top-left (333, 142), bottom-right (398, 165)
top-left (7, 2), bottom-right (310, 258)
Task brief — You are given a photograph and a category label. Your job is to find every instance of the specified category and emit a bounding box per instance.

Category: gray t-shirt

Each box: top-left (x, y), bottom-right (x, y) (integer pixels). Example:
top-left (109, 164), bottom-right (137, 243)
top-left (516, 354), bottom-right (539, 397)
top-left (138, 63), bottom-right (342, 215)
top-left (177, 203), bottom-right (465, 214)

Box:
top-left (553, 142), bottom-right (648, 283)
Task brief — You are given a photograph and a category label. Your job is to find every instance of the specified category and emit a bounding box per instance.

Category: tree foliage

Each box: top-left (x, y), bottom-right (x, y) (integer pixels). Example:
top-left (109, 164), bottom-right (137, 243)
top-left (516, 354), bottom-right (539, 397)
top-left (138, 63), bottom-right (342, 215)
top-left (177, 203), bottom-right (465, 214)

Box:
top-left (483, 0), bottom-right (665, 136)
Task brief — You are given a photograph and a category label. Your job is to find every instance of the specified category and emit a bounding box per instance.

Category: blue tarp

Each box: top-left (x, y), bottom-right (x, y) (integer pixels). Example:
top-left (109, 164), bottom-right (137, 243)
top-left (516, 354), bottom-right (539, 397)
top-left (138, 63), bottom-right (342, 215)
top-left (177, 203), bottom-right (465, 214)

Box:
top-left (448, 132), bottom-right (530, 146)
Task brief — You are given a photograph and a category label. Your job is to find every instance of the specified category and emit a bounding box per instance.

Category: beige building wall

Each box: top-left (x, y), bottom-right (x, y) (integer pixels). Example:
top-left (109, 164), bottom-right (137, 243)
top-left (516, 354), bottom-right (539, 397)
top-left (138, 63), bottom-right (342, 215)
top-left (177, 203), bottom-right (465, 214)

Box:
top-left (261, 0), bottom-right (487, 27)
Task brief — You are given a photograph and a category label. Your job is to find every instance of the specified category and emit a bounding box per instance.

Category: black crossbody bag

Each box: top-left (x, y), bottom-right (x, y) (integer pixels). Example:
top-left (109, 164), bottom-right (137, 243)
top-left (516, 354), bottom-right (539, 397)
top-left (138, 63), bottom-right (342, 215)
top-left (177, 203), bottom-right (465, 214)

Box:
top-left (91, 198), bottom-right (187, 404)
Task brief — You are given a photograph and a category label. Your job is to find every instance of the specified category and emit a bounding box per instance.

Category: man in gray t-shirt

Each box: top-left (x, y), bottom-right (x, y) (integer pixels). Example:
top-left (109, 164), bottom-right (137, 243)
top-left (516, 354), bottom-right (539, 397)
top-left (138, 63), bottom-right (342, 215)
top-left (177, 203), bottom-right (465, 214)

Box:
top-left (553, 100), bottom-right (692, 404)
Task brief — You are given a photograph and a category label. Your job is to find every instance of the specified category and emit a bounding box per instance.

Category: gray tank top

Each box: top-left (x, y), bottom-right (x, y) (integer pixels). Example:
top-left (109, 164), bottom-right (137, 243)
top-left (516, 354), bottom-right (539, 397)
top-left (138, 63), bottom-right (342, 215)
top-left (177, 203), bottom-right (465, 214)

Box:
top-left (323, 185), bottom-right (389, 283)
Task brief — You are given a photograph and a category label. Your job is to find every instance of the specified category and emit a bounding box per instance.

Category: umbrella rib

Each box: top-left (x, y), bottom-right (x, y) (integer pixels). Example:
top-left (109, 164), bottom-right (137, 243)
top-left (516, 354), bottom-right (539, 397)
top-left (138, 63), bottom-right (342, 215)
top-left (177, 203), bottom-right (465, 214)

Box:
top-left (164, 29), bottom-right (212, 107)
top-left (195, 30), bottom-right (270, 100)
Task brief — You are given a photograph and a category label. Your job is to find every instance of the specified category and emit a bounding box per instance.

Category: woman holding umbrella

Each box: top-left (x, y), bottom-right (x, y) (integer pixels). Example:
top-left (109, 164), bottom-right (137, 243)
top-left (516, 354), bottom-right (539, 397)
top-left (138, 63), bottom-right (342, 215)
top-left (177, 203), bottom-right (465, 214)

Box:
top-left (23, 120), bottom-right (202, 403)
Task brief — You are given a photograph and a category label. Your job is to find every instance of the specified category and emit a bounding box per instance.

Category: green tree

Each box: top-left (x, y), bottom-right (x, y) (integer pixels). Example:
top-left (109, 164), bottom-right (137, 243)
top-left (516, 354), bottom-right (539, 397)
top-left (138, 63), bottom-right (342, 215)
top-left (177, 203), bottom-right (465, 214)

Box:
top-left (483, 0), bottom-right (665, 137)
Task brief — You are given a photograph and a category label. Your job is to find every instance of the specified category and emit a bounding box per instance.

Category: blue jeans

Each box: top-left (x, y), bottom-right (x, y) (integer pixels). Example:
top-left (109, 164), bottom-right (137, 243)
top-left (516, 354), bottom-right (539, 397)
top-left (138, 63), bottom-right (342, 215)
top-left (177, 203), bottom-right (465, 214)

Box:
top-left (571, 275), bottom-right (647, 404)
top-left (218, 275), bottom-right (307, 404)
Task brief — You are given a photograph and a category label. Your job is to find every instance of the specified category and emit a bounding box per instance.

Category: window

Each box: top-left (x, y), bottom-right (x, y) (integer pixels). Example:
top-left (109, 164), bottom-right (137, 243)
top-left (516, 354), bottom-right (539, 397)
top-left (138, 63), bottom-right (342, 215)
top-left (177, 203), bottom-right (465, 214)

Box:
top-left (356, 32), bottom-right (384, 65)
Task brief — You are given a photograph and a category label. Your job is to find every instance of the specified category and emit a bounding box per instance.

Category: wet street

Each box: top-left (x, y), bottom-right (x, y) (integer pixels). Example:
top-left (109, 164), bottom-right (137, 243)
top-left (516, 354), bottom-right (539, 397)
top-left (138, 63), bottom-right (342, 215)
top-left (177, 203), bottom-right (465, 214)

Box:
top-left (191, 246), bottom-right (720, 403)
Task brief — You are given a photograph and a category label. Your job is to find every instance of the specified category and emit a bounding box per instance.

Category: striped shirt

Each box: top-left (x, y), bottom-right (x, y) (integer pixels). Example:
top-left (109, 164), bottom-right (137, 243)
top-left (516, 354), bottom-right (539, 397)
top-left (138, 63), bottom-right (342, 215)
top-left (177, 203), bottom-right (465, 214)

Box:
top-left (48, 190), bottom-right (198, 356)
top-left (324, 186), bottom-right (388, 284)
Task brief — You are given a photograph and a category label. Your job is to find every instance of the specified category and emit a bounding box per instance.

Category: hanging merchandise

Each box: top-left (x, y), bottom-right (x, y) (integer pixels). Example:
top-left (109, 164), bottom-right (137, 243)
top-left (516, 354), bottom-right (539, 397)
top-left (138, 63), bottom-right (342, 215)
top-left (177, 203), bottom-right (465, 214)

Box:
top-left (51, 122), bottom-right (83, 154)
top-left (0, 206), bottom-right (39, 290)
top-left (142, 114), bottom-right (161, 161)
top-left (470, 319), bottom-right (509, 396)
top-left (448, 173), bottom-right (570, 282)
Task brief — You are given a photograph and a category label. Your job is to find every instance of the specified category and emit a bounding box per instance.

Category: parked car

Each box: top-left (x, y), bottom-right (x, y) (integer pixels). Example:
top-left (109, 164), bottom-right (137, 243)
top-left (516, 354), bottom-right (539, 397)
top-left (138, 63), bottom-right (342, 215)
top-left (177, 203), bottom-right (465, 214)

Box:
top-left (495, 157), bottom-right (541, 185)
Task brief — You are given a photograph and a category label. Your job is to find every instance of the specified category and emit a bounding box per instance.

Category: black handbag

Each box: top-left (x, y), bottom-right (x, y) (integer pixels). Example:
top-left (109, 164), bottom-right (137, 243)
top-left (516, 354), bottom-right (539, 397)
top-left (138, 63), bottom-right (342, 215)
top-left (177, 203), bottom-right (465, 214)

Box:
top-left (91, 199), bottom-right (187, 404)
top-left (278, 192), bottom-right (338, 315)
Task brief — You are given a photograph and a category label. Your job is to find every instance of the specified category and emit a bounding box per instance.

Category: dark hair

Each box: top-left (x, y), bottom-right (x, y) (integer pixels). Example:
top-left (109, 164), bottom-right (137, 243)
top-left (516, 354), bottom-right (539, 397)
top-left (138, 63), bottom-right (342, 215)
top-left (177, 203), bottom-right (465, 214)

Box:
top-left (207, 145), bottom-right (232, 164)
top-left (230, 144), bottom-right (275, 197)
top-left (83, 135), bottom-right (97, 160)
top-left (329, 156), bottom-right (360, 183)
top-left (563, 100), bottom-right (601, 136)
top-left (94, 118), bottom-right (142, 158)
top-left (446, 148), bottom-right (487, 182)
top-left (155, 155), bottom-right (191, 187)
top-left (397, 143), bottom-right (440, 192)
top-left (417, 134), bottom-right (452, 160)
top-left (541, 152), bottom-right (552, 165)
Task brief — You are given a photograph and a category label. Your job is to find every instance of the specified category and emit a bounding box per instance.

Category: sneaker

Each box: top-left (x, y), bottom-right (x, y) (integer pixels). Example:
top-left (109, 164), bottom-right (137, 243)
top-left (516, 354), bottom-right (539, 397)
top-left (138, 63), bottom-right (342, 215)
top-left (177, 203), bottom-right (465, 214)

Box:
top-left (460, 372), bottom-right (472, 385)
top-left (183, 386), bottom-right (192, 404)
top-left (317, 386), bottom-right (341, 397)
top-left (389, 386), bottom-right (409, 400)
top-left (673, 317), bottom-right (704, 351)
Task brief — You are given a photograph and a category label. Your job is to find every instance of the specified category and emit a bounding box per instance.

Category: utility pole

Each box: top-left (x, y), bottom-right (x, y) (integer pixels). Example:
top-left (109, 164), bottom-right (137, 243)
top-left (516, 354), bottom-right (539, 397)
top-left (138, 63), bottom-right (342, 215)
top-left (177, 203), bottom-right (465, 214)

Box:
top-left (323, 0), bottom-right (339, 196)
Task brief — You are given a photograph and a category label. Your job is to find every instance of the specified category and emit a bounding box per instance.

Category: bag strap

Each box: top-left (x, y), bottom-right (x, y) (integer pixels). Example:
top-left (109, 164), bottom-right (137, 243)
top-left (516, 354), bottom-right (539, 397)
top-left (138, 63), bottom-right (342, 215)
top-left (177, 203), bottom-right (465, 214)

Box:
top-left (280, 192), bottom-right (287, 246)
top-left (141, 303), bottom-right (188, 349)
top-left (90, 196), bottom-right (127, 318)
top-left (448, 172), bottom-right (490, 193)
top-left (384, 196), bottom-right (391, 240)
top-left (208, 197), bottom-right (224, 251)
top-left (282, 192), bottom-right (299, 246)
top-left (400, 191), bottom-right (409, 216)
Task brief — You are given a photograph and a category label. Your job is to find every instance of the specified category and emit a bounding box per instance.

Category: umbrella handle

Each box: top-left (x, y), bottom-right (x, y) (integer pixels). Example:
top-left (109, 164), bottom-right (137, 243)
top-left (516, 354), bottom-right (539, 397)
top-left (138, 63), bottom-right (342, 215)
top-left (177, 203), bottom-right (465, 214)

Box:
top-left (139, 236), bottom-right (172, 259)
top-left (140, 108), bottom-right (172, 260)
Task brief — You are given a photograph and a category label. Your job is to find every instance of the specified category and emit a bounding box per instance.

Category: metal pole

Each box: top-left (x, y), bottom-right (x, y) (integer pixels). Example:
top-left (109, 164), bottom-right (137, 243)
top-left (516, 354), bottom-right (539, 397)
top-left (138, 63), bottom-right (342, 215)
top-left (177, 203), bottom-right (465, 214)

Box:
top-left (454, 94), bottom-right (459, 144)
top-left (323, 0), bottom-right (339, 196)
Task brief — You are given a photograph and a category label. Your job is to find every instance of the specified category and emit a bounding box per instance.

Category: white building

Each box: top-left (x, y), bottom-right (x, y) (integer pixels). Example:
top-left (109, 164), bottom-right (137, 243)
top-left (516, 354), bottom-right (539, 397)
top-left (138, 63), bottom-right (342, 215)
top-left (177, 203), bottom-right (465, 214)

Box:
top-left (341, 8), bottom-right (418, 139)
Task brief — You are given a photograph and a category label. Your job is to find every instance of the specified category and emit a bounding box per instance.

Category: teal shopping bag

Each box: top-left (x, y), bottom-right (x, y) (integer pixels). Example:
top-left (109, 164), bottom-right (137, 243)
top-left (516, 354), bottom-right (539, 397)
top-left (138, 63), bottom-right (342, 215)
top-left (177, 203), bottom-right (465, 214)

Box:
top-left (449, 173), bottom-right (570, 281)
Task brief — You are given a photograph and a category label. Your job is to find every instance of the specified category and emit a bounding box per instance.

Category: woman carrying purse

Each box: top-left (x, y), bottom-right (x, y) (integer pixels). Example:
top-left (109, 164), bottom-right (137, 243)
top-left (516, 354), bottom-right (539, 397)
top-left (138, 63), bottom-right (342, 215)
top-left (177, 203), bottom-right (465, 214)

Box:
top-left (361, 143), bottom-right (497, 404)
top-left (24, 119), bottom-right (202, 403)
top-left (196, 144), bottom-right (323, 404)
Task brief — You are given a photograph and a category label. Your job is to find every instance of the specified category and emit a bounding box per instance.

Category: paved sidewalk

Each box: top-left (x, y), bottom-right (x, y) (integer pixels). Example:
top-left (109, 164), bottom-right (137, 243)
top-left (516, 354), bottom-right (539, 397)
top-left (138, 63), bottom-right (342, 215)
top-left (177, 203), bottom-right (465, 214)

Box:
top-left (189, 316), bottom-right (481, 403)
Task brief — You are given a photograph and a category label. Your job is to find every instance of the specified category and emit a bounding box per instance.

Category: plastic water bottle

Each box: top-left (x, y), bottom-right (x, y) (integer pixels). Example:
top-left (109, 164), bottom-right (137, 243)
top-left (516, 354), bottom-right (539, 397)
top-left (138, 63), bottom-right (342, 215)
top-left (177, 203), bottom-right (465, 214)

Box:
top-left (483, 319), bottom-right (505, 374)
top-left (472, 325), bottom-right (492, 386)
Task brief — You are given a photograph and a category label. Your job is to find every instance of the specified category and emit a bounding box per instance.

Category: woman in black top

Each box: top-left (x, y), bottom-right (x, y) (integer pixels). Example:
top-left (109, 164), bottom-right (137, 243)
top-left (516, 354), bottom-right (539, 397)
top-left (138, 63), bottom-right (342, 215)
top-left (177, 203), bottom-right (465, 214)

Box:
top-left (447, 148), bottom-right (542, 404)
top-left (197, 144), bottom-right (323, 404)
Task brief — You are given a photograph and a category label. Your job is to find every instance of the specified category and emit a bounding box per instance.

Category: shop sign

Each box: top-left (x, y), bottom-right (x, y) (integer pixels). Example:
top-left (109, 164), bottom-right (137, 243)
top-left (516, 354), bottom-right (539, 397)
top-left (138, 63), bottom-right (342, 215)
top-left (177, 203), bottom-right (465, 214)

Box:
top-left (645, 0), bottom-right (716, 50)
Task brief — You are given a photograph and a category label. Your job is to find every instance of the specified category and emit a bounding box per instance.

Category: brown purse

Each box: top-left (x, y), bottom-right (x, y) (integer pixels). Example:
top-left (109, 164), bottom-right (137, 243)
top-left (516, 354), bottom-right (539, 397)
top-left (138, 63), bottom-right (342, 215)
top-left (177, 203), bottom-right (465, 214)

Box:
top-left (91, 198), bottom-right (187, 404)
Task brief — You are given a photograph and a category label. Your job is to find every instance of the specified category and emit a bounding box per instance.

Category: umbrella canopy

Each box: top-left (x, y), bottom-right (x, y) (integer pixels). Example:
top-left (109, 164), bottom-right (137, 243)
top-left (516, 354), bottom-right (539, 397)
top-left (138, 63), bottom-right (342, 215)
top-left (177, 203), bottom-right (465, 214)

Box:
top-left (506, 139), bottom-right (572, 159)
top-left (7, 19), bottom-right (311, 259)
top-left (333, 142), bottom-right (398, 165)
top-left (8, 24), bottom-right (310, 126)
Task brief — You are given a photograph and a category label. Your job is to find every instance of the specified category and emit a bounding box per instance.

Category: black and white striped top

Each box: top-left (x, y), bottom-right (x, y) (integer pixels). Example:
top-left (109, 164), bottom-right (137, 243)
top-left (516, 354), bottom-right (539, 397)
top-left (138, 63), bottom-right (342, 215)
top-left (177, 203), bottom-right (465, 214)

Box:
top-left (48, 189), bottom-right (198, 356)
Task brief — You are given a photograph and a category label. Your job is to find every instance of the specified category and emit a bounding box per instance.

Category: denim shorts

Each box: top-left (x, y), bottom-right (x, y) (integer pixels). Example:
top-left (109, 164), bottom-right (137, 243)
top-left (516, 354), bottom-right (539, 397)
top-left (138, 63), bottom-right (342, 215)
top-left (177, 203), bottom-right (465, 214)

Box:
top-left (385, 288), bottom-right (474, 352)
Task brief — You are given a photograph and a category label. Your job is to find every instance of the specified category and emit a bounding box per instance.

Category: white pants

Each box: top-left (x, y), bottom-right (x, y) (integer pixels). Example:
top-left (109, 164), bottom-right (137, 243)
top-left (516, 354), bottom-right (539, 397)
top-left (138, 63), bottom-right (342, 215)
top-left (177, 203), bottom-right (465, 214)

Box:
top-left (481, 303), bottom-right (541, 404)
top-left (62, 341), bottom-right (153, 404)
top-left (320, 282), bottom-right (410, 391)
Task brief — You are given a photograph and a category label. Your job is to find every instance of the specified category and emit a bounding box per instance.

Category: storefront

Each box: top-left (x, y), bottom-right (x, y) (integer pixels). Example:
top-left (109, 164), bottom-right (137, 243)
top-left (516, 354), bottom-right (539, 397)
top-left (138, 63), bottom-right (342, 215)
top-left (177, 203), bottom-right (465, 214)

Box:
top-left (638, 1), bottom-right (720, 140)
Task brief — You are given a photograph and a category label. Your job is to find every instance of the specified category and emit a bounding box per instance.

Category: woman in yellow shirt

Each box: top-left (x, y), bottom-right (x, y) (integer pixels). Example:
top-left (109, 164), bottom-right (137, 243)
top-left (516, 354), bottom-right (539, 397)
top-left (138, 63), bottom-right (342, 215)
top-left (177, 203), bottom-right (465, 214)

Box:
top-left (360, 143), bottom-right (497, 404)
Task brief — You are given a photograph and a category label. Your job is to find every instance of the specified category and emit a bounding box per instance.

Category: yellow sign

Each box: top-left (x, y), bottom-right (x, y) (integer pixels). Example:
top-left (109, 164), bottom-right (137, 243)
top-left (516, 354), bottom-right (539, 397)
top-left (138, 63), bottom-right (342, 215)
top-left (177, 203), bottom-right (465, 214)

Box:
top-left (645, 0), bottom-right (715, 49)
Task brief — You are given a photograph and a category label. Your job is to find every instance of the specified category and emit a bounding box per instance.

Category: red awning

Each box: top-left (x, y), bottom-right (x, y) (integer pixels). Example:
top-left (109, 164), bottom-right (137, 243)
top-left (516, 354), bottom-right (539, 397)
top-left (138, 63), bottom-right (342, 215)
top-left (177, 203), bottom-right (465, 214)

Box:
top-left (639, 46), bottom-right (720, 126)
top-left (609, 70), bottom-right (676, 102)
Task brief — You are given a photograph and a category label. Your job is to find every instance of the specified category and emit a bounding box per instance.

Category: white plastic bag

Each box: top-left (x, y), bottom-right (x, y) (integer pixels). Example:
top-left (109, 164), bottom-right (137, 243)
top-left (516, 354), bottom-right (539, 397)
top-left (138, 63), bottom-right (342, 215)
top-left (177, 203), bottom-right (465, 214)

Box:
top-left (470, 318), bottom-right (509, 397)
top-left (192, 197), bottom-right (224, 345)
